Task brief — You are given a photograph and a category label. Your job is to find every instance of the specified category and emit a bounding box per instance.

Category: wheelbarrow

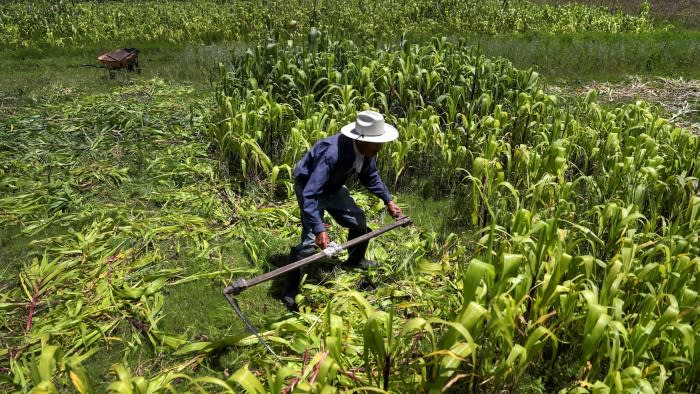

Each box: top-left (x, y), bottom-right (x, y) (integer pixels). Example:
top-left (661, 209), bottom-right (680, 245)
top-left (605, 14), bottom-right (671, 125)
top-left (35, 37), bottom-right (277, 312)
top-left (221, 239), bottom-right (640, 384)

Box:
top-left (82, 48), bottom-right (141, 78)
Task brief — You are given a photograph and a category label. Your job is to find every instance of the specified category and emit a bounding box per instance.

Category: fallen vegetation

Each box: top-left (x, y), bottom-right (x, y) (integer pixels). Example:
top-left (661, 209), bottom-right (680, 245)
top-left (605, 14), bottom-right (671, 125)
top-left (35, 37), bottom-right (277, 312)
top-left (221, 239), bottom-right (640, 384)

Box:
top-left (1, 0), bottom-right (698, 393)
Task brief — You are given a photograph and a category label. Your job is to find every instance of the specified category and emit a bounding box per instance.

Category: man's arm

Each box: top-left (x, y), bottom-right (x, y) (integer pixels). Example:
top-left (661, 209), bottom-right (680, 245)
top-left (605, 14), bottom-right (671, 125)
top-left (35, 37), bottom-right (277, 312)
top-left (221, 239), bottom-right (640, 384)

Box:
top-left (386, 200), bottom-right (403, 218)
top-left (301, 157), bottom-right (332, 236)
top-left (358, 157), bottom-right (391, 202)
top-left (358, 158), bottom-right (403, 218)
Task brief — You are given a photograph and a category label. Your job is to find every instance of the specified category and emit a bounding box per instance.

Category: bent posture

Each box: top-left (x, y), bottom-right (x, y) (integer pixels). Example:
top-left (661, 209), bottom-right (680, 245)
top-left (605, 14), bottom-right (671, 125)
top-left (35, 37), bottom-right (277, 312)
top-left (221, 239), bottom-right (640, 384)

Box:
top-left (284, 111), bottom-right (403, 308)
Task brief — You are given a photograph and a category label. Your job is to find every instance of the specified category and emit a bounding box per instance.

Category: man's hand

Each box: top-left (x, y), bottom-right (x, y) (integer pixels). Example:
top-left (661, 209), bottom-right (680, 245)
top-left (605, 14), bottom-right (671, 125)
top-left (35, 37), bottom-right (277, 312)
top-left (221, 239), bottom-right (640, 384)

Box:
top-left (315, 231), bottom-right (330, 249)
top-left (386, 200), bottom-right (403, 218)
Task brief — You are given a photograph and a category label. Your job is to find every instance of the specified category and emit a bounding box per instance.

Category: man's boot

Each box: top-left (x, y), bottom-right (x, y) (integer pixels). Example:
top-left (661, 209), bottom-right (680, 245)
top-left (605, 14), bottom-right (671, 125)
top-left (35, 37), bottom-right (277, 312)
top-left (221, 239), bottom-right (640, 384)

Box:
top-left (344, 227), bottom-right (378, 269)
top-left (282, 251), bottom-right (302, 311)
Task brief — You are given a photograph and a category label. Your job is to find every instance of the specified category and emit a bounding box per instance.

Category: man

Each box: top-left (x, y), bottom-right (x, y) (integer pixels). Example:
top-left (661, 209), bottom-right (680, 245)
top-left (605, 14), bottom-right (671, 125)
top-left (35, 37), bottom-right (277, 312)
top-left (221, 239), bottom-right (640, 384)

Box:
top-left (283, 110), bottom-right (403, 309)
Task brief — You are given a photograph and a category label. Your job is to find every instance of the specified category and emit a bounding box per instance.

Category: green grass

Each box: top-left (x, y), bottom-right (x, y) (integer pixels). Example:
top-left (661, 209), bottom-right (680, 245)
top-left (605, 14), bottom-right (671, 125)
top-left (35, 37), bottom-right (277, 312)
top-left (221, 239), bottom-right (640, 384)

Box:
top-left (397, 194), bottom-right (459, 237)
top-left (0, 43), bottom-right (233, 114)
top-left (3, 27), bottom-right (697, 118)
top-left (465, 30), bottom-right (700, 81)
top-left (1, 0), bottom-right (698, 390)
top-left (536, 0), bottom-right (700, 29)
top-left (0, 75), bottom-right (456, 388)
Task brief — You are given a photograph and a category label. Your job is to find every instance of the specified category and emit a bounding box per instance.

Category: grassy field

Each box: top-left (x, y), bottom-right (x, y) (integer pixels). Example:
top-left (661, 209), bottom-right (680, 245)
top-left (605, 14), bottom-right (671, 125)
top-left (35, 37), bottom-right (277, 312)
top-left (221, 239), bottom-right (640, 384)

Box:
top-left (0, 73), bottom-right (453, 390)
top-left (1, 0), bottom-right (699, 392)
top-left (3, 27), bottom-right (698, 106)
top-left (537, 0), bottom-right (700, 28)
top-left (2, 0), bottom-right (697, 111)
top-left (0, 79), bottom-right (295, 389)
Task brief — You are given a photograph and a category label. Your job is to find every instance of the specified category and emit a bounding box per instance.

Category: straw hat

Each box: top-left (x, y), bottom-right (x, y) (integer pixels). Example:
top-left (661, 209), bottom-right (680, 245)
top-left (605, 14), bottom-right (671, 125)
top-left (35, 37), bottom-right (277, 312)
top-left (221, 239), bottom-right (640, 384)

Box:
top-left (340, 111), bottom-right (399, 143)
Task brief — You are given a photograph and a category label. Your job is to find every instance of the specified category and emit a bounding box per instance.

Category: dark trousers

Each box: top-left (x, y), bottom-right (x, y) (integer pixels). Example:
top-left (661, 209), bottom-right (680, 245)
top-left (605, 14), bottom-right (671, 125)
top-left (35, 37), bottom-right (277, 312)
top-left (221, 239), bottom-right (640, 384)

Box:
top-left (285, 180), bottom-right (370, 296)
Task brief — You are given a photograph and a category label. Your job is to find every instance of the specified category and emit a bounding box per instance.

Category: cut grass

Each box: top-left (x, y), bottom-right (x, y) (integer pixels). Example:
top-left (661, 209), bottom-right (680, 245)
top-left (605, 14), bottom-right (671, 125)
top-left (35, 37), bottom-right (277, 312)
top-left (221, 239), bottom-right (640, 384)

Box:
top-left (1, 73), bottom-right (461, 390)
top-left (548, 75), bottom-right (700, 133)
top-left (0, 80), bottom-right (249, 390)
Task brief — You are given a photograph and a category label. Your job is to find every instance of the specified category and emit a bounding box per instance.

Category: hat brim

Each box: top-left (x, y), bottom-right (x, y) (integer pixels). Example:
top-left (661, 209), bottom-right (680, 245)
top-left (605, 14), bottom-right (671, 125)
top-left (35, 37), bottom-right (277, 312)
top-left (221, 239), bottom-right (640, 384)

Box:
top-left (340, 122), bottom-right (399, 143)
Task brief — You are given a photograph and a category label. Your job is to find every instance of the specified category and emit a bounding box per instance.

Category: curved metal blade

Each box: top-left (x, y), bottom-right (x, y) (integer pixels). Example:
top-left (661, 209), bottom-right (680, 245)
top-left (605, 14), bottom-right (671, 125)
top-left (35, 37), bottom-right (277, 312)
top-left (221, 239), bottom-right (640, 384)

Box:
top-left (223, 292), bottom-right (281, 362)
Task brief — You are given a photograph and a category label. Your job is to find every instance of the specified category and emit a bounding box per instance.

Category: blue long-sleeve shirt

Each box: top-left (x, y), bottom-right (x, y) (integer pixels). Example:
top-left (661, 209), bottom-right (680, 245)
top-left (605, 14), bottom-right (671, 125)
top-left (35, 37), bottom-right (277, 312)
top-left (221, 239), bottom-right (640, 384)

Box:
top-left (293, 133), bottom-right (392, 234)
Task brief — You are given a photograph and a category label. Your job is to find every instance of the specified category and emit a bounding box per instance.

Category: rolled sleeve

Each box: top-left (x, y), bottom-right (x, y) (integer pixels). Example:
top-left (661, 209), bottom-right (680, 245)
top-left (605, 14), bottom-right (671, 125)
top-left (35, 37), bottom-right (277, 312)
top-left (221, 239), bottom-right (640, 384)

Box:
top-left (301, 158), bottom-right (332, 234)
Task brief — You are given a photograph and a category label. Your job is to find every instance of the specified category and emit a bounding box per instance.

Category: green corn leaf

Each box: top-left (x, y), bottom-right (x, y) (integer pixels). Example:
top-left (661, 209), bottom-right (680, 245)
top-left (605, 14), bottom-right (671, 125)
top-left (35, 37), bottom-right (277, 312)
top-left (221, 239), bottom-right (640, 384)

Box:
top-left (504, 344), bottom-right (527, 372)
top-left (229, 365), bottom-right (265, 394)
top-left (270, 165), bottom-right (280, 186)
top-left (582, 310), bottom-right (611, 362)
top-left (417, 259), bottom-right (443, 274)
top-left (68, 365), bottom-right (94, 394)
top-left (32, 380), bottom-right (59, 394)
top-left (269, 367), bottom-right (296, 394)
top-left (191, 376), bottom-right (236, 393)
top-left (37, 345), bottom-right (59, 383)
top-left (325, 336), bottom-right (343, 367)
top-left (363, 310), bottom-right (389, 364)
top-left (462, 258), bottom-right (495, 304)
top-left (499, 253), bottom-right (524, 282)
top-left (439, 342), bottom-right (475, 372)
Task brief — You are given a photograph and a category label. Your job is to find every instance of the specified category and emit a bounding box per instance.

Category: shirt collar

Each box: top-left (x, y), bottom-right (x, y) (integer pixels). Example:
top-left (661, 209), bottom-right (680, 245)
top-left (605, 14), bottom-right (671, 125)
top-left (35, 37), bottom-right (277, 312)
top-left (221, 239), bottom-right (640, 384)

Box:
top-left (352, 141), bottom-right (364, 173)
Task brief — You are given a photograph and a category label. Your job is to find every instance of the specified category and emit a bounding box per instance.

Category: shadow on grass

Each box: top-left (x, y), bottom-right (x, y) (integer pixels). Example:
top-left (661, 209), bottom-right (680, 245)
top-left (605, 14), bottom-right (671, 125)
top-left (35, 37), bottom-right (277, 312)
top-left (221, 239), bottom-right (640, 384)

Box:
top-left (266, 253), bottom-right (292, 300)
top-left (266, 252), bottom-right (350, 303)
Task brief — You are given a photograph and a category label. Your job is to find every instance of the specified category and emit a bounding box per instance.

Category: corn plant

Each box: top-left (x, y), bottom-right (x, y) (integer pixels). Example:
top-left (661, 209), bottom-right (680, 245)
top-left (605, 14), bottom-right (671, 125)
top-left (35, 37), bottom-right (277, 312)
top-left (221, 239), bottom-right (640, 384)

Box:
top-left (203, 35), bottom-right (698, 392)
